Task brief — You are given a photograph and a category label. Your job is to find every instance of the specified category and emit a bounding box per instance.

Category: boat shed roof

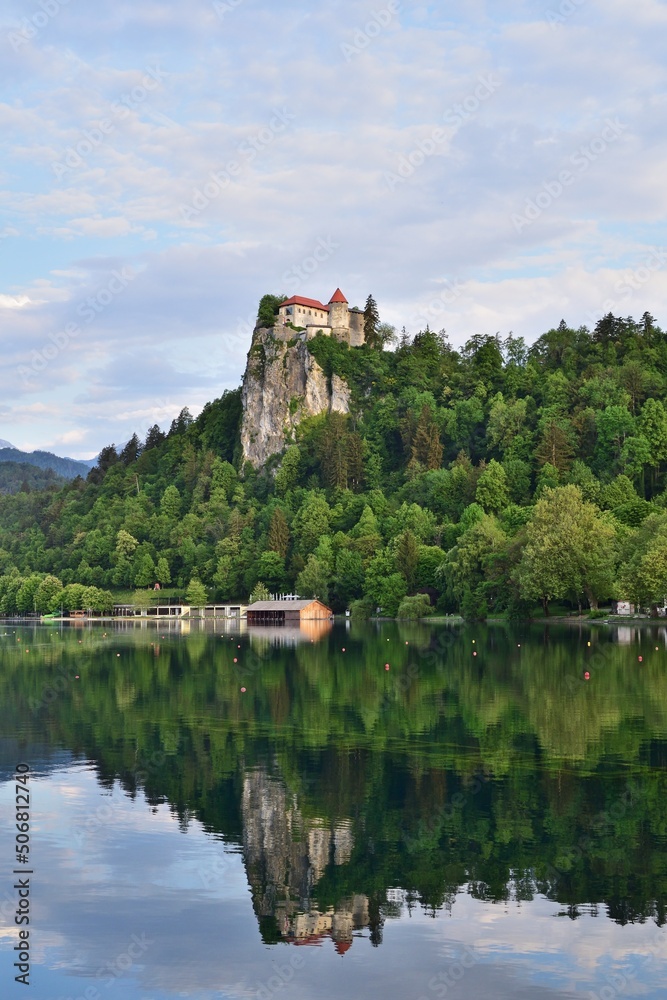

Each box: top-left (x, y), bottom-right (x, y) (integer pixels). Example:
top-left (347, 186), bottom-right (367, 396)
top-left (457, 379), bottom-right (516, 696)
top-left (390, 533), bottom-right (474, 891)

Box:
top-left (247, 600), bottom-right (321, 611)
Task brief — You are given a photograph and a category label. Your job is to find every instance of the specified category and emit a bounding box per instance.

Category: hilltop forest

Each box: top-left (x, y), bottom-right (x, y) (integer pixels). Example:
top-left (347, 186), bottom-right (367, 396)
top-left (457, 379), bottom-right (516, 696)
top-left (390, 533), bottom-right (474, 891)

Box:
top-left (3, 306), bottom-right (667, 618)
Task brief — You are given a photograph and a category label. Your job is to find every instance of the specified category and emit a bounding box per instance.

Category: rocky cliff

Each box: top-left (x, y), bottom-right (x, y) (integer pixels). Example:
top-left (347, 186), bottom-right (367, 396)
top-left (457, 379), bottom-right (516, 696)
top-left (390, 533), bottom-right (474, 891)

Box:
top-left (240, 326), bottom-right (350, 468)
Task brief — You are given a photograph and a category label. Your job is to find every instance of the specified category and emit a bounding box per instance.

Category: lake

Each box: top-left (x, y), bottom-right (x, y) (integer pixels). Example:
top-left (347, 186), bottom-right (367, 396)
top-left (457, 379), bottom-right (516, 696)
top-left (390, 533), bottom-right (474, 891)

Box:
top-left (1, 620), bottom-right (666, 999)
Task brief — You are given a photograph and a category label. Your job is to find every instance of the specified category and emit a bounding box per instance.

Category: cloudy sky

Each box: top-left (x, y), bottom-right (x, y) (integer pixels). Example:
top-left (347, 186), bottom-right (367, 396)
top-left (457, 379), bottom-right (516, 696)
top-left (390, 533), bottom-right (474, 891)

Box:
top-left (1, 0), bottom-right (666, 458)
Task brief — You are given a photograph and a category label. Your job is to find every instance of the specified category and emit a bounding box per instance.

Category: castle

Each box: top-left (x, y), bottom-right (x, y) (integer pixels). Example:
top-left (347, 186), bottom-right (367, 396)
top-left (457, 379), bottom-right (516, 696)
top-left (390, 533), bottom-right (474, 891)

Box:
top-left (271, 288), bottom-right (365, 346)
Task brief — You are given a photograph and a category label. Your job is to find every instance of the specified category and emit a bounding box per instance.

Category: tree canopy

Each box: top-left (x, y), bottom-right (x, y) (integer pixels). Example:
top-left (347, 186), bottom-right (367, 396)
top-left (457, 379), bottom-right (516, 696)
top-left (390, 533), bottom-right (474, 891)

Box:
top-left (3, 311), bottom-right (667, 617)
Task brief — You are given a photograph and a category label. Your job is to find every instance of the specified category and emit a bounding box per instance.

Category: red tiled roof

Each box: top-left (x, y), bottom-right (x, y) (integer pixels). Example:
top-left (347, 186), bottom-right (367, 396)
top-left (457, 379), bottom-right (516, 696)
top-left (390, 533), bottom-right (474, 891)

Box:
top-left (280, 295), bottom-right (329, 311)
top-left (334, 940), bottom-right (352, 956)
top-left (329, 288), bottom-right (348, 304)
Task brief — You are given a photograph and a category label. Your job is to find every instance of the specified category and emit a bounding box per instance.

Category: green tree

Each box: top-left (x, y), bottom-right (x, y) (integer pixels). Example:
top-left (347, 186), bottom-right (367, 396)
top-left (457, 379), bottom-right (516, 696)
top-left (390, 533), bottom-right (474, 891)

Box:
top-left (487, 394), bottom-right (528, 456)
top-left (296, 555), bottom-right (330, 602)
top-left (134, 552), bottom-right (156, 588)
top-left (160, 485), bottom-right (182, 521)
top-left (618, 515), bottom-right (667, 614)
top-left (439, 514), bottom-right (507, 610)
top-left (518, 486), bottom-right (616, 613)
top-left (374, 573), bottom-right (407, 617)
top-left (61, 583), bottom-right (86, 611)
top-left (156, 556), bottom-right (172, 585)
top-left (595, 406), bottom-right (635, 471)
top-left (396, 594), bottom-right (432, 619)
top-left (115, 529), bottom-right (139, 559)
top-left (186, 578), bottom-right (208, 607)
top-left (620, 435), bottom-right (652, 495)
top-left (249, 581), bottom-right (271, 603)
top-left (34, 574), bottom-right (63, 613)
top-left (638, 398), bottom-right (667, 492)
top-left (257, 293), bottom-right (287, 328)
top-left (267, 508), bottom-right (290, 559)
top-left (333, 549), bottom-right (365, 607)
top-left (257, 551), bottom-right (286, 591)
top-left (475, 460), bottom-right (510, 513)
top-left (16, 574), bottom-right (42, 613)
top-left (363, 294), bottom-right (381, 348)
top-left (395, 530), bottom-right (420, 590)
top-left (409, 405), bottom-right (443, 472)
top-left (81, 587), bottom-right (114, 612)
top-left (294, 492), bottom-right (331, 554)
top-left (275, 446), bottom-right (301, 495)
top-left (535, 420), bottom-right (574, 473)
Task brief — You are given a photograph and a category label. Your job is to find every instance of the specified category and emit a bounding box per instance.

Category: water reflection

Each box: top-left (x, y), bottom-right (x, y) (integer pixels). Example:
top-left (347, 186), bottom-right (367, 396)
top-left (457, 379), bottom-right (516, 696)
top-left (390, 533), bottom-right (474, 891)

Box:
top-left (1, 621), bottom-right (667, 998)
top-left (243, 767), bottom-right (369, 950)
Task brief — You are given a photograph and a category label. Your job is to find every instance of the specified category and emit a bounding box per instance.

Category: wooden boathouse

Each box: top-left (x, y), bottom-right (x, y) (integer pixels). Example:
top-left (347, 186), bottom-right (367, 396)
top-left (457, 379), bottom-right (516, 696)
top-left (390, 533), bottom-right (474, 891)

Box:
top-left (246, 599), bottom-right (332, 625)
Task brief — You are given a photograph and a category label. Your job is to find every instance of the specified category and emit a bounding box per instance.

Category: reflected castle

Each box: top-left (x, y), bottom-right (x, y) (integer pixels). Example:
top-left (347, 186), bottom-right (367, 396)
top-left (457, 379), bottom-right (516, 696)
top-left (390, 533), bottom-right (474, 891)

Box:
top-left (242, 767), bottom-right (376, 952)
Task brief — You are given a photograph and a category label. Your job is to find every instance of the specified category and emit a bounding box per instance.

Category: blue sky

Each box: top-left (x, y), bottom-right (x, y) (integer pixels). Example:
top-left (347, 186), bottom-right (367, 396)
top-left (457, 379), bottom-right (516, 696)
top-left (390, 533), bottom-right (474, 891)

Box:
top-left (1, 0), bottom-right (666, 457)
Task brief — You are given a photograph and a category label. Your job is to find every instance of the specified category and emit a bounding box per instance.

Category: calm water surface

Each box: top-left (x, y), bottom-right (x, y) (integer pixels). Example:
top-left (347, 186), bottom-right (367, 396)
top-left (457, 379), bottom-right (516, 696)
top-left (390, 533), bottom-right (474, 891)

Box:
top-left (1, 620), bottom-right (666, 999)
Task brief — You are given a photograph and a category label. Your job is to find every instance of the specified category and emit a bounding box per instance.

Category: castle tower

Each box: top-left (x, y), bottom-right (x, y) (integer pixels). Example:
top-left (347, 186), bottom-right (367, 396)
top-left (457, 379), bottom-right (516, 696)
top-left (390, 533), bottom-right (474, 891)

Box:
top-left (328, 288), bottom-right (349, 342)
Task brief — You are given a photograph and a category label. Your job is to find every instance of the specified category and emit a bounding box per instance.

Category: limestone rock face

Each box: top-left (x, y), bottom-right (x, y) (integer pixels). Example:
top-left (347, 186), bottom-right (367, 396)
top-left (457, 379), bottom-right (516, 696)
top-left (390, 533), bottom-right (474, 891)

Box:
top-left (240, 326), bottom-right (350, 468)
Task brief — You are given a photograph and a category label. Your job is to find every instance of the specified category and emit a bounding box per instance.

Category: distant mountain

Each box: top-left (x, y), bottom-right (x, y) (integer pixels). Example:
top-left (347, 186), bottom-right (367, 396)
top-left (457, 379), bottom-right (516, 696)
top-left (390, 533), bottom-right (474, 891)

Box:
top-left (0, 439), bottom-right (15, 449)
top-left (0, 448), bottom-right (94, 480)
top-left (0, 461), bottom-right (68, 495)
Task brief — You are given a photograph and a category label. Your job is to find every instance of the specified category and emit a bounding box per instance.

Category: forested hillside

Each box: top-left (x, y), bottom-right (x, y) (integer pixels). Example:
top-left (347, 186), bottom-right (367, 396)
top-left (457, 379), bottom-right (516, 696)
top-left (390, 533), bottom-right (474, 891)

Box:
top-left (0, 462), bottom-right (67, 495)
top-left (0, 447), bottom-right (94, 479)
top-left (2, 310), bottom-right (667, 618)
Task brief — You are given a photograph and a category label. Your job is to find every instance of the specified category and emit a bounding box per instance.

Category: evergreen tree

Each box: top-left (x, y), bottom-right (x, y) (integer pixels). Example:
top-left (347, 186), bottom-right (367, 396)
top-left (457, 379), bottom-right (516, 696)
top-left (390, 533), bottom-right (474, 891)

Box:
top-left (249, 580), bottom-right (271, 603)
top-left (156, 556), bottom-right (172, 585)
top-left (535, 420), bottom-right (574, 472)
top-left (186, 577), bottom-right (208, 607)
top-left (363, 294), bottom-right (381, 348)
top-left (412, 405), bottom-right (443, 470)
top-left (144, 425), bottom-right (166, 451)
top-left (396, 530), bottom-right (420, 590)
top-left (134, 553), bottom-right (156, 588)
top-left (120, 433), bottom-right (141, 466)
top-left (267, 508), bottom-right (290, 559)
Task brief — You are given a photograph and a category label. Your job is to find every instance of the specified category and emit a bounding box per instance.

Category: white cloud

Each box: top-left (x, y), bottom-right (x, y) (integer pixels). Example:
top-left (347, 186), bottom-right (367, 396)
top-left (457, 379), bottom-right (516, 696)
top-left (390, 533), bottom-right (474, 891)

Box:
top-left (0, 0), bottom-right (666, 451)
